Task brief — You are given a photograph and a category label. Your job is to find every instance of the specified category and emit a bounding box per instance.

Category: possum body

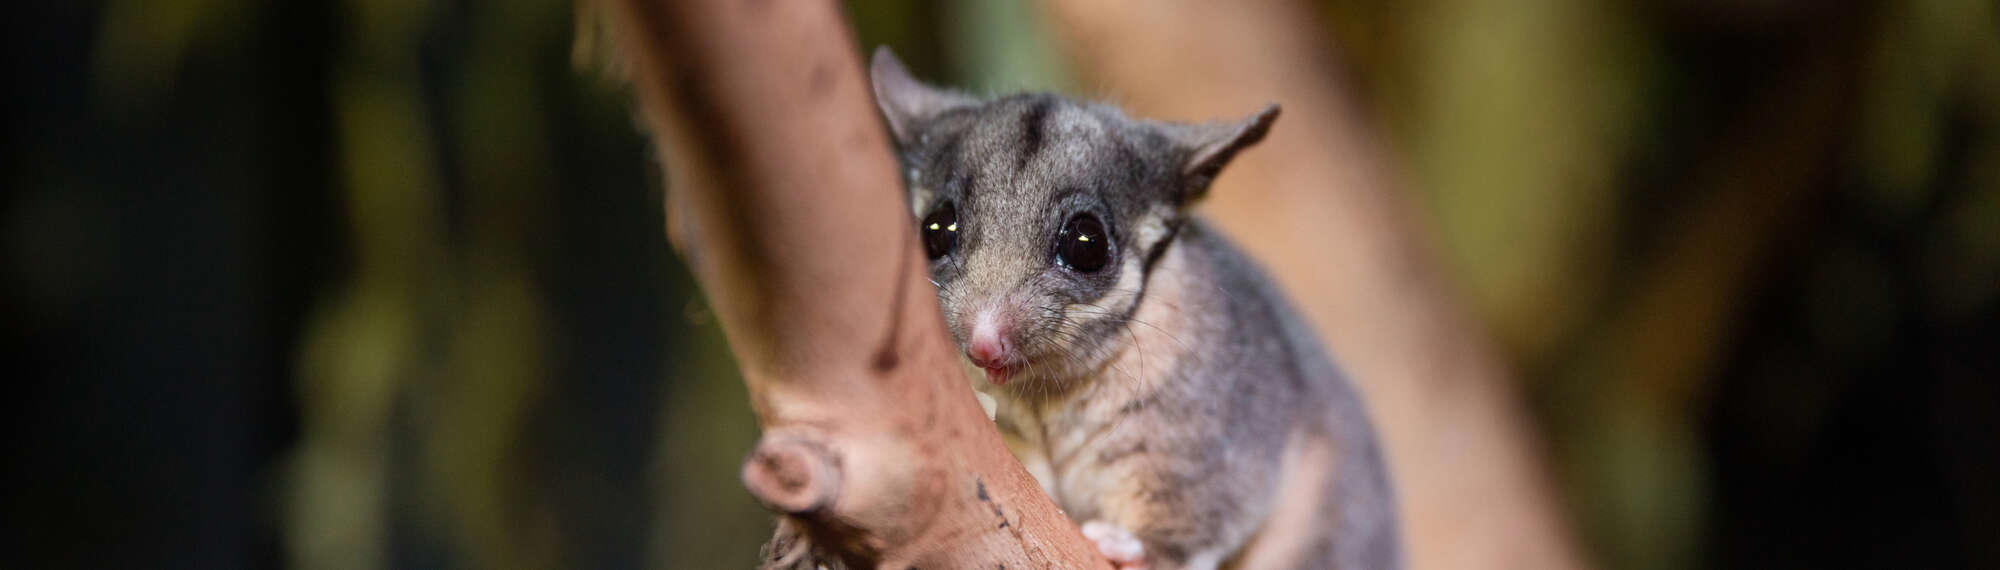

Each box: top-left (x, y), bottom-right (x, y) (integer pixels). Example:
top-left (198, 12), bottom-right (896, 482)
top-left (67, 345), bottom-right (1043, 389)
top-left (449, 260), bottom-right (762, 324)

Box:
top-left (869, 48), bottom-right (1404, 570)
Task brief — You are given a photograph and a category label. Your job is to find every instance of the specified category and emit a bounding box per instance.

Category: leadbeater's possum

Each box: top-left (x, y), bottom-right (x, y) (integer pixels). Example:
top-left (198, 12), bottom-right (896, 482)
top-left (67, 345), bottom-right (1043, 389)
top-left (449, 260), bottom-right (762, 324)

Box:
top-left (863, 48), bottom-right (1404, 570)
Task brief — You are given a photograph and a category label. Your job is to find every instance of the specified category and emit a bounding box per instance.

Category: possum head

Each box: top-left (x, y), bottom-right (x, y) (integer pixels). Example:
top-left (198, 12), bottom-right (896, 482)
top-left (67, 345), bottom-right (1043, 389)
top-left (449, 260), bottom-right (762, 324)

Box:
top-left (870, 47), bottom-right (1277, 389)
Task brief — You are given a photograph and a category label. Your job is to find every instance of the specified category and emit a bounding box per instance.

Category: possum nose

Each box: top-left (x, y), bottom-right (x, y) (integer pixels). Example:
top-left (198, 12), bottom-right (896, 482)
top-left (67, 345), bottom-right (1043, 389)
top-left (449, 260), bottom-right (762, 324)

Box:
top-left (964, 310), bottom-right (1016, 369)
top-left (966, 335), bottom-right (1010, 368)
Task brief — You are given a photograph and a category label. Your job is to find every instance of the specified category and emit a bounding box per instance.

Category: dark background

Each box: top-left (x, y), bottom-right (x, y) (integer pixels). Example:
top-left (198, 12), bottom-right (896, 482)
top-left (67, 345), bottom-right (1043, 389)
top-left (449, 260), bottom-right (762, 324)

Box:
top-left (5, 1), bottom-right (1995, 569)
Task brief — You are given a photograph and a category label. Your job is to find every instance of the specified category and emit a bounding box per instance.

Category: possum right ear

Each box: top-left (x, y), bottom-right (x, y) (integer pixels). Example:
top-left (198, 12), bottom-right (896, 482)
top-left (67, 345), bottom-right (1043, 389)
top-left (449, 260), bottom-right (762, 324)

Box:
top-left (870, 47), bottom-right (975, 146)
top-left (1160, 104), bottom-right (1280, 205)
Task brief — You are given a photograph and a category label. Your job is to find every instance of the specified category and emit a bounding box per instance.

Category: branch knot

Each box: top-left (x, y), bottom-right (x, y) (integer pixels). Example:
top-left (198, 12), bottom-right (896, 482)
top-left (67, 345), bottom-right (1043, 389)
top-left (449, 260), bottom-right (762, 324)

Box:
top-left (742, 431), bottom-right (842, 516)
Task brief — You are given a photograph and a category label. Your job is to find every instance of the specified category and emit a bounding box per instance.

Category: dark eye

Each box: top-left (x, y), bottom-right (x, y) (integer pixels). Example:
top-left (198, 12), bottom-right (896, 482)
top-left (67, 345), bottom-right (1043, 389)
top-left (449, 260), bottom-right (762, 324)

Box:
top-left (1056, 213), bottom-right (1110, 273)
top-left (920, 202), bottom-right (959, 260)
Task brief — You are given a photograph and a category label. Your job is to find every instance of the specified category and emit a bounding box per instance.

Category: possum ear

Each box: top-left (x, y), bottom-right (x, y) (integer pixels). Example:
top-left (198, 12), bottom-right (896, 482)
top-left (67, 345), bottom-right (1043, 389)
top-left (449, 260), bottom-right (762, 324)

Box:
top-left (1160, 104), bottom-right (1280, 203)
top-left (870, 47), bottom-right (975, 145)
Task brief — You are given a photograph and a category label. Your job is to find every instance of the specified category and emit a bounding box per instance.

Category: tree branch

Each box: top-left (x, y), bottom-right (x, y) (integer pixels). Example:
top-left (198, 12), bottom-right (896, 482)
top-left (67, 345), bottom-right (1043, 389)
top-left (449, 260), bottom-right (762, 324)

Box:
top-left (594, 0), bottom-right (1108, 567)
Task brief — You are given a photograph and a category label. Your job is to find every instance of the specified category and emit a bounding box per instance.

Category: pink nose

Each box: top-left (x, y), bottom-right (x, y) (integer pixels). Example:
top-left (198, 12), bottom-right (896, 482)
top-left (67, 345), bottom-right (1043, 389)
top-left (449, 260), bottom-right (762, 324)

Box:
top-left (964, 309), bottom-right (1016, 369)
top-left (966, 334), bottom-right (1010, 368)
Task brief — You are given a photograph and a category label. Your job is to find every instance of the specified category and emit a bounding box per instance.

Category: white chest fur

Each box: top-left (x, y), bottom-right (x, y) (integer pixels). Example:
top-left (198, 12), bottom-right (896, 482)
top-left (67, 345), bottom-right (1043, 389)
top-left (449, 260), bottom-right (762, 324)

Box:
top-left (972, 244), bottom-right (1198, 514)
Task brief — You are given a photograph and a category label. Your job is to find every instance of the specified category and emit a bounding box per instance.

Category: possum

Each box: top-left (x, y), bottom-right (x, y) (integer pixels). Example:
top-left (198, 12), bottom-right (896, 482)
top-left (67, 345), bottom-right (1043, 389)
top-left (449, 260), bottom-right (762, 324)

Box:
top-left (854, 47), bottom-right (1404, 570)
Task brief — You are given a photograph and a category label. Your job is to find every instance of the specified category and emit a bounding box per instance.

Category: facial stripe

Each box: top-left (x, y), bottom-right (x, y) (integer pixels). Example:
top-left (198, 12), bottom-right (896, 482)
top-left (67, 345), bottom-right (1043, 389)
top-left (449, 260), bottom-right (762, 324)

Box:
top-left (908, 179), bottom-right (934, 217)
top-left (1138, 220), bottom-right (1181, 279)
top-left (1018, 97), bottom-right (1053, 169)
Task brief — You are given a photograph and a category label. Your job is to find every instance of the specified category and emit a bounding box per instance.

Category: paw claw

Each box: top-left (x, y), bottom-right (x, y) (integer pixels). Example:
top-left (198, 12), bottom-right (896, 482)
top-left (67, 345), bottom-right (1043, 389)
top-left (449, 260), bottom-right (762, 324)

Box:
top-left (1080, 521), bottom-right (1147, 569)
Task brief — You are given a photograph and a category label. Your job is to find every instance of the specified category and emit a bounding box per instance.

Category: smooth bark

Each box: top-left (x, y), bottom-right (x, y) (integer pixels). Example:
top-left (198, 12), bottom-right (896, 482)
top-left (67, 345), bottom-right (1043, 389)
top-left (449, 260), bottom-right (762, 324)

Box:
top-left (597, 1), bottom-right (1109, 567)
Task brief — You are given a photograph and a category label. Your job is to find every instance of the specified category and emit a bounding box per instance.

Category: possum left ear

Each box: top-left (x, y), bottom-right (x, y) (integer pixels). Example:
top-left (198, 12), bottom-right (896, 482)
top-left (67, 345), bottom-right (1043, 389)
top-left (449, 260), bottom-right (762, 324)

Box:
top-left (871, 47), bottom-right (976, 146)
top-left (1161, 104), bottom-right (1280, 204)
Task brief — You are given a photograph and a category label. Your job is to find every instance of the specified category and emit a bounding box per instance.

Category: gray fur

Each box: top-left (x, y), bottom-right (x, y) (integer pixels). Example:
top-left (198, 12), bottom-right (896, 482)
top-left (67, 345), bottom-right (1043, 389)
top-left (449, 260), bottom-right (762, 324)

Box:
top-left (870, 48), bottom-right (1403, 570)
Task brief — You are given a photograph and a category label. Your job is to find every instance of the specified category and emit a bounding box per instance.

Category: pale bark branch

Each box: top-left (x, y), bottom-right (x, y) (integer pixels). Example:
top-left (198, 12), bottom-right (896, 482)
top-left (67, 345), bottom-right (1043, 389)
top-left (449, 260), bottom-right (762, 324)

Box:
top-left (594, 0), bottom-right (1108, 567)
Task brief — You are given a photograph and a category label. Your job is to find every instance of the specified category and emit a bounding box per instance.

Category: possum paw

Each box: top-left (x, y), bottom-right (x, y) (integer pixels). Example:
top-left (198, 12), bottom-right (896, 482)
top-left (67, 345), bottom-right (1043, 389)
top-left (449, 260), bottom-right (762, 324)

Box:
top-left (1081, 520), bottom-right (1147, 569)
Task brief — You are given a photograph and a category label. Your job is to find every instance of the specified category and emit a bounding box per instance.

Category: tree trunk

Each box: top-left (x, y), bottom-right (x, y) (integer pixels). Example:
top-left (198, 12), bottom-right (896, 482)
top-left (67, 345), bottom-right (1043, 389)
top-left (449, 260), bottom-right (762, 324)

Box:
top-left (594, 0), bottom-right (1110, 567)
